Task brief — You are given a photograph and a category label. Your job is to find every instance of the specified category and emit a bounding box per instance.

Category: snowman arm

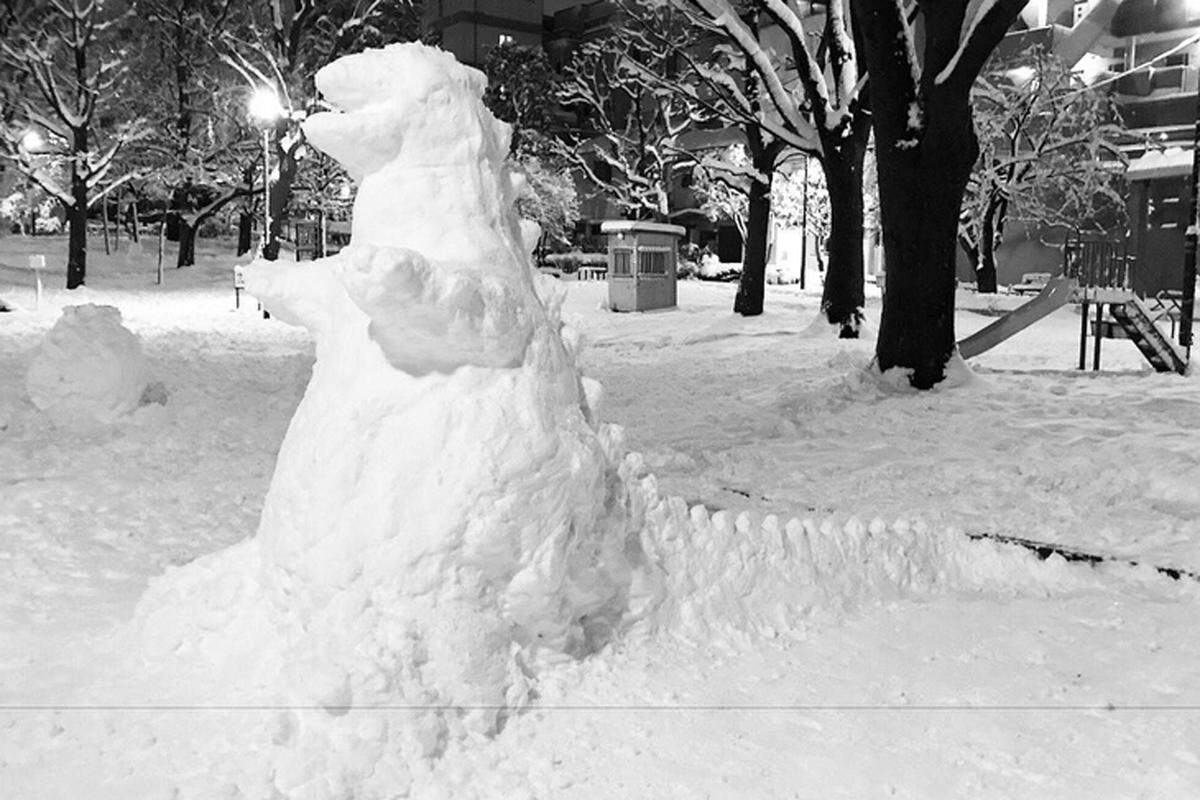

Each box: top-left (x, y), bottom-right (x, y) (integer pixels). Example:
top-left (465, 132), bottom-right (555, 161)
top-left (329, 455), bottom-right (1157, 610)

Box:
top-left (242, 255), bottom-right (345, 335)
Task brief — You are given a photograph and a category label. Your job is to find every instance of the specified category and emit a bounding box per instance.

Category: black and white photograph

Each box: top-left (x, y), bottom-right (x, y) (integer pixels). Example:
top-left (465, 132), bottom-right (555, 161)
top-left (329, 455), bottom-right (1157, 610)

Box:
top-left (1, 0), bottom-right (1198, 797)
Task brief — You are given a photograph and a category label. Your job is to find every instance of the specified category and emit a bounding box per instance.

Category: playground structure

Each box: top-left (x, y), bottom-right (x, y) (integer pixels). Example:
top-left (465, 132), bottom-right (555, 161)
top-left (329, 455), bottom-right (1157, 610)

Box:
top-left (1064, 236), bottom-right (1189, 373)
top-left (957, 235), bottom-right (1190, 374)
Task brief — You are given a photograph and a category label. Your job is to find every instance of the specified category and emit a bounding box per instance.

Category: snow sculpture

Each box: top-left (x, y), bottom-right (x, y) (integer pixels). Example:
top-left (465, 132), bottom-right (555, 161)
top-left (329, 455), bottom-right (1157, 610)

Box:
top-left (130, 44), bottom-right (639, 789)
top-left (25, 304), bottom-right (149, 428)
top-left (246, 40), bottom-right (637, 673)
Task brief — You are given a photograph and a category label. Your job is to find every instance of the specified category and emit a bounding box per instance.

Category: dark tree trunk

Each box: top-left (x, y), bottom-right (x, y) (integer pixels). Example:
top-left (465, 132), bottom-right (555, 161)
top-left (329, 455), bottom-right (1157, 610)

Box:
top-left (873, 89), bottom-right (978, 388)
top-left (66, 143), bottom-right (88, 290)
top-left (976, 206), bottom-right (999, 294)
top-left (819, 147), bottom-right (867, 337)
top-left (263, 139), bottom-right (298, 262)
top-left (959, 234), bottom-right (983, 288)
top-left (101, 196), bottom-right (111, 255)
top-left (733, 172), bottom-right (772, 316)
top-left (237, 211), bottom-right (253, 256)
top-left (176, 217), bottom-right (197, 268)
top-left (167, 186), bottom-right (188, 242)
top-left (854, 0), bottom-right (1026, 388)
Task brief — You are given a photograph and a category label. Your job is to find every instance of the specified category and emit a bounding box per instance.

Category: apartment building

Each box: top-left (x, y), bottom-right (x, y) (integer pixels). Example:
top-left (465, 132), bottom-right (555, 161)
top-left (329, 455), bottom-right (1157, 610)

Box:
top-left (423, 0), bottom-right (546, 67)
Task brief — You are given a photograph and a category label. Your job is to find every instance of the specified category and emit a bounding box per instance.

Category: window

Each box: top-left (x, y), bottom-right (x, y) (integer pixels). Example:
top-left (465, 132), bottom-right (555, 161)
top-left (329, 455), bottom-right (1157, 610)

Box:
top-left (1073, 0), bottom-right (1097, 25)
top-left (498, 34), bottom-right (515, 46)
top-left (638, 248), bottom-right (669, 277)
top-left (1148, 180), bottom-right (1186, 230)
top-left (612, 249), bottom-right (633, 276)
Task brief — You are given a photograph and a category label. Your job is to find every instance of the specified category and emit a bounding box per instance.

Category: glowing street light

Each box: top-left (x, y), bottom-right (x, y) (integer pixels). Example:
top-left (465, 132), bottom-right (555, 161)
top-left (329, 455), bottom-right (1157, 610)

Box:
top-left (248, 87), bottom-right (284, 260)
top-left (248, 88), bottom-right (284, 125)
top-left (20, 129), bottom-right (45, 152)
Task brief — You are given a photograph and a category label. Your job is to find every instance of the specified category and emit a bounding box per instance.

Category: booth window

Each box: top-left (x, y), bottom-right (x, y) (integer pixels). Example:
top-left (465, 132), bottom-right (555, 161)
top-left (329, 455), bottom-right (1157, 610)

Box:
top-left (612, 248), bottom-right (633, 276)
top-left (638, 249), bottom-right (668, 276)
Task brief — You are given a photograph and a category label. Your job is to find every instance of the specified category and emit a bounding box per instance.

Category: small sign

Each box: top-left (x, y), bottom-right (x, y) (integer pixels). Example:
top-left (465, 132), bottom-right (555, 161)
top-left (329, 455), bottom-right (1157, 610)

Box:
top-left (28, 254), bottom-right (45, 270)
top-left (233, 265), bottom-right (246, 289)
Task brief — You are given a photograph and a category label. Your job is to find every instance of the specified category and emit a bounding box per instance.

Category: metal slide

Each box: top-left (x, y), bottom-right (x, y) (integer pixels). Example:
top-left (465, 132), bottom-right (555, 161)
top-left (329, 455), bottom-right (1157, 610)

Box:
top-left (958, 275), bottom-right (1076, 360)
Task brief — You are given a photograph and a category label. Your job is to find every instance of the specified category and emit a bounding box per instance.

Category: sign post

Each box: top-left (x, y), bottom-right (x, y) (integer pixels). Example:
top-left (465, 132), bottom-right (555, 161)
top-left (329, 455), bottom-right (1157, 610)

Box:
top-left (28, 254), bottom-right (44, 309)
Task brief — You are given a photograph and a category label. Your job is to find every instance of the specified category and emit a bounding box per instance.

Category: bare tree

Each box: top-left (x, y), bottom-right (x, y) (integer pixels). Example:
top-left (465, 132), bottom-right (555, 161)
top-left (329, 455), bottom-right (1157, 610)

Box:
top-left (556, 15), bottom-right (700, 222)
top-left (1, 0), bottom-right (147, 288)
top-left (853, 0), bottom-right (1030, 388)
top-left (634, 0), bottom-right (869, 330)
top-left (960, 47), bottom-right (1127, 293)
top-left (124, 0), bottom-right (261, 267)
top-left (482, 42), bottom-right (559, 158)
top-left (220, 0), bottom-right (425, 260)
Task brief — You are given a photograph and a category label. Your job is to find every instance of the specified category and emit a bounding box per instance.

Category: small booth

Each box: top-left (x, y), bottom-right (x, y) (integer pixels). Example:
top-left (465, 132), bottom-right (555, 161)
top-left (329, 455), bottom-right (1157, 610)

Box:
top-left (293, 209), bottom-right (327, 261)
top-left (601, 220), bottom-right (684, 312)
top-left (1125, 147), bottom-right (1193, 297)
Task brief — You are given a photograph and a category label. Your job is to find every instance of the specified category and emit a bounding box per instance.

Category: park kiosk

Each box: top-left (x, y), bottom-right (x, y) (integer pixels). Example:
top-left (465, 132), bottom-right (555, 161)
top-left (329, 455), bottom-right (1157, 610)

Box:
top-left (601, 220), bottom-right (684, 311)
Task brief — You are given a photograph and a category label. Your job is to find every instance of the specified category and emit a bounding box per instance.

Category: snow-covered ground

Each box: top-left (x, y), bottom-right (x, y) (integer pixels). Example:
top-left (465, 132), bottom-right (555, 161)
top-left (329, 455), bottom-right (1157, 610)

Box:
top-left (3, 236), bottom-right (1199, 798)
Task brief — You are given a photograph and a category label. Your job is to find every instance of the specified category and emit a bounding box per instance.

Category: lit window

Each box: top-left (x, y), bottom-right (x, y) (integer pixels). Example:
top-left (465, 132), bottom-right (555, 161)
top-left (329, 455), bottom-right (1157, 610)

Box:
top-left (498, 34), bottom-right (515, 45)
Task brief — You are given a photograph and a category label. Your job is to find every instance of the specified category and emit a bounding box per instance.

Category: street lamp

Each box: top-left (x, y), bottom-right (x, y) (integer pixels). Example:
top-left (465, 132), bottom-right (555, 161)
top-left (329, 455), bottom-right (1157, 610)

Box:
top-left (19, 130), bottom-right (45, 237)
top-left (248, 87), bottom-right (284, 259)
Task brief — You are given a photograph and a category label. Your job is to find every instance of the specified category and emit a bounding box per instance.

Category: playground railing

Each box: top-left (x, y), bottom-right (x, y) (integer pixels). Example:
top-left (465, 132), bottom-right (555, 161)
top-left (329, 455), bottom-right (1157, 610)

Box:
top-left (1063, 236), bottom-right (1134, 291)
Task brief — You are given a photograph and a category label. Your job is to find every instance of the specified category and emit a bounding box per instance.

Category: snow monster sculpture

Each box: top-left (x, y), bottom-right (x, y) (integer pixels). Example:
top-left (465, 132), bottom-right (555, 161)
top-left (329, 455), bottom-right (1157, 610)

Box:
top-left (252, 41), bottom-right (636, 732)
top-left (128, 43), bottom-right (642, 794)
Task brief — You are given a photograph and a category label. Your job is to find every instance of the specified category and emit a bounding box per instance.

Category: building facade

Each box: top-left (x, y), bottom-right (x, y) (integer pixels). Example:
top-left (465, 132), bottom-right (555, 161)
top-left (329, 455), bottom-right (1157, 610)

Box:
top-left (423, 0), bottom-right (546, 67)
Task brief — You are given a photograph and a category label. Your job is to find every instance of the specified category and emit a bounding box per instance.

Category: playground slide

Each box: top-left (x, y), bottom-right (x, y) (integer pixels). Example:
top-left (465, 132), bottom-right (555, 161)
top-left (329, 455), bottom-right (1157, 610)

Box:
top-left (958, 275), bottom-right (1075, 360)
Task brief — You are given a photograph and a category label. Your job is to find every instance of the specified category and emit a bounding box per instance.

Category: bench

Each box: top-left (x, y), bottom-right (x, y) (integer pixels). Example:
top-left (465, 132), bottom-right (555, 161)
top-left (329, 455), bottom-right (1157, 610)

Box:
top-left (577, 265), bottom-right (608, 281)
top-left (1010, 272), bottom-right (1052, 296)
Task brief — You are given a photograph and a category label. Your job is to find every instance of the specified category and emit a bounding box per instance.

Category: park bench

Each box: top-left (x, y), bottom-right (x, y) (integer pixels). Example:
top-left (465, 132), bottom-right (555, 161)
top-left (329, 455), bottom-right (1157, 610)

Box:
top-left (1010, 272), bottom-right (1052, 296)
top-left (577, 265), bottom-right (607, 281)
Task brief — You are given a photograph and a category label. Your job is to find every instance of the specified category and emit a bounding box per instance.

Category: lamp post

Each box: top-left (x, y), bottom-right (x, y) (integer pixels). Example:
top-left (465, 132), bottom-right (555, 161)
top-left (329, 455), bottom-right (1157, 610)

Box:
top-left (248, 88), bottom-right (284, 260)
top-left (20, 130), bottom-right (45, 237)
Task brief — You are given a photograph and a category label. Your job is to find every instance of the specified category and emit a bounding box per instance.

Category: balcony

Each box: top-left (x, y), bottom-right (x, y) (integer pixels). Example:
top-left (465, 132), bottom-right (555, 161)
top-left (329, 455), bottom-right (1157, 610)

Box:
top-left (1113, 64), bottom-right (1193, 96)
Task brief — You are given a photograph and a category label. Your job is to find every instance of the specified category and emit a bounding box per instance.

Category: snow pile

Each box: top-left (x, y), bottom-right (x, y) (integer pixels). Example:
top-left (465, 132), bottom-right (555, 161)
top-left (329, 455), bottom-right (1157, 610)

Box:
top-left (629, 481), bottom-right (1104, 646)
top-left (126, 42), bottom-right (643, 794)
top-left (24, 303), bottom-right (149, 428)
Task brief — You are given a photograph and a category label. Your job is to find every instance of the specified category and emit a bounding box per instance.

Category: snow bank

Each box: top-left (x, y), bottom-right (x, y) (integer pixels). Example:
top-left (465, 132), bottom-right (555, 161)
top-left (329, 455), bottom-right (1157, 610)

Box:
top-left (24, 303), bottom-right (149, 428)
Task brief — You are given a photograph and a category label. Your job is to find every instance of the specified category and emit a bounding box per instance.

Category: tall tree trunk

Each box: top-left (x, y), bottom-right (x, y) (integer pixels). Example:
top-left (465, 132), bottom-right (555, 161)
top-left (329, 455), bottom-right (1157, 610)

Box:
top-left (855, 0), bottom-right (1026, 387)
top-left (733, 171), bottom-right (772, 316)
top-left (820, 147), bottom-right (866, 337)
top-left (976, 204), bottom-right (999, 294)
top-left (102, 196), bottom-right (111, 255)
top-left (264, 140), bottom-right (298, 262)
top-left (176, 217), bottom-right (197, 268)
top-left (959, 233), bottom-right (982, 288)
top-left (874, 89), bottom-right (979, 388)
top-left (66, 137), bottom-right (88, 290)
top-left (237, 210), bottom-right (253, 256)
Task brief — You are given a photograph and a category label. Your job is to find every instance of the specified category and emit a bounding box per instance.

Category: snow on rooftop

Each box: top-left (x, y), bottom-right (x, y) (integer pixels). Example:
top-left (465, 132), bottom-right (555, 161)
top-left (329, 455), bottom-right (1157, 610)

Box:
top-left (1125, 146), bottom-right (1194, 180)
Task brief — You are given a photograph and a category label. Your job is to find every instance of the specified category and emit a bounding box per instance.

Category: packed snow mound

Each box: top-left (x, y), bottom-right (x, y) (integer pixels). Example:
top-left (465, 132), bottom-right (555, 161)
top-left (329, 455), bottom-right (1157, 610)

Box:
top-left (127, 41), bottom-right (642, 790)
top-left (94, 476), bottom-right (1120, 800)
top-left (24, 303), bottom-right (149, 428)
